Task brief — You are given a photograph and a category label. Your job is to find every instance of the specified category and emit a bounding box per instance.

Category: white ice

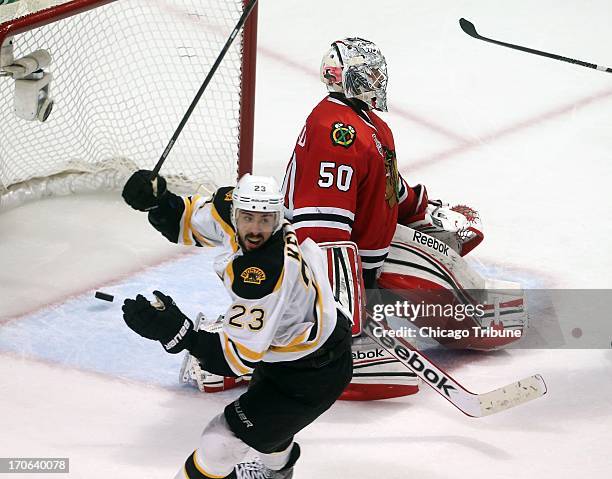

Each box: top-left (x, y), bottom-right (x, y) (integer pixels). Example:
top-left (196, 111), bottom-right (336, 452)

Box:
top-left (1, 1), bottom-right (611, 478)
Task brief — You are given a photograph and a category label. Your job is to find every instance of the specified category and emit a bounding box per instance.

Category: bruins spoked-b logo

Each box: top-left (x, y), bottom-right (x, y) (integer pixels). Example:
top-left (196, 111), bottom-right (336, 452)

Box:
top-left (241, 267), bottom-right (266, 285)
top-left (330, 122), bottom-right (356, 148)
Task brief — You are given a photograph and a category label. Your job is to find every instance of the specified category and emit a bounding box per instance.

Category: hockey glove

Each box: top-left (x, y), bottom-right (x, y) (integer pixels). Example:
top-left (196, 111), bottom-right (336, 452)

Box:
top-left (122, 290), bottom-right (193, 354)
top-left (122, 169), bottom-right (168, 211)
top-left (406, 201), bottom-right (484, 256)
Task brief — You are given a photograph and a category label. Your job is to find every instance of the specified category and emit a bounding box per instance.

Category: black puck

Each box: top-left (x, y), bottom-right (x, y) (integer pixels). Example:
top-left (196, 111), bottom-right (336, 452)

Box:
top-left (95, 291), bottom-right (114, 302)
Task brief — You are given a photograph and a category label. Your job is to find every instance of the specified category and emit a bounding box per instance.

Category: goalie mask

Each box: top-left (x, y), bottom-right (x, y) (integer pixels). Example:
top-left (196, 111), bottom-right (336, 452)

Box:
top-left (231, 174), bottom-right (284, 250)
top-left (320, 37), bottom-right (388, 112)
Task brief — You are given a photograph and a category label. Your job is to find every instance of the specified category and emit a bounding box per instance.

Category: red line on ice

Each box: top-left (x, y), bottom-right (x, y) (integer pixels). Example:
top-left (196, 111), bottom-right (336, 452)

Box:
top-left (257, 45), bottom-right (468, 143)
top-left (401, 87), bottom-right (612, 174)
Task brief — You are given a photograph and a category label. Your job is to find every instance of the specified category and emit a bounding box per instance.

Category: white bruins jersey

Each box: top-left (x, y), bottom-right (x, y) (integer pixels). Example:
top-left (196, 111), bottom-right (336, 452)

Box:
top-left (160, 186), bottom-right (338, 376)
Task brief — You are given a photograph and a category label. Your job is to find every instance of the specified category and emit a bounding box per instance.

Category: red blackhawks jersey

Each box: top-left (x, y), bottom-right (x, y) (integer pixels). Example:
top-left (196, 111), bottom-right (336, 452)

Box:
top-left (283, 94), bottom-right (427, 275)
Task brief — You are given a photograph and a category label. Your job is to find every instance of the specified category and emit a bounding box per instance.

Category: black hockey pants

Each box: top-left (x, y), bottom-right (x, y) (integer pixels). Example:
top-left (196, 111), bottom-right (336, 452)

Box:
top-left (224, 312), bottom-right (353, 453)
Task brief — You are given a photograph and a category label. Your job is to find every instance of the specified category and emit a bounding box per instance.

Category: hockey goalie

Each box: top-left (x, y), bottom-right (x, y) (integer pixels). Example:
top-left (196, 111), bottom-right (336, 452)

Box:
top-left (278, 36), bottom-right (526, 401)
top-left (180, 36), bottom-right (527, 401)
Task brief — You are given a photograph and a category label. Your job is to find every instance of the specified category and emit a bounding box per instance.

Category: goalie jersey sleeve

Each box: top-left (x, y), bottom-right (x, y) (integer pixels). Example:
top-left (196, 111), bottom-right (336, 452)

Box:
top-left (283, 95), bottom-right (427, 272)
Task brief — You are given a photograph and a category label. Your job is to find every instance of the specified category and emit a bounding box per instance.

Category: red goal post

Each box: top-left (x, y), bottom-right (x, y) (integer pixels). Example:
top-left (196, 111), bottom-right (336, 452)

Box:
top-left (0, 0), bottom-right (257, 209)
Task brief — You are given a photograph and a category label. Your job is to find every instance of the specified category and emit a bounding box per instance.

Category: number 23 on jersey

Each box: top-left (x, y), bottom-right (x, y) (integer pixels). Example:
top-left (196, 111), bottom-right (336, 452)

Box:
top-left (227, 305), bottom-right (265, 331)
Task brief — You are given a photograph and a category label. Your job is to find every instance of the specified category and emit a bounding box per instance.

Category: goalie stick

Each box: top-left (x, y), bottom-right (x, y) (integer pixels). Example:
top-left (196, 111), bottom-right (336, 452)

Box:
top-left (362, 313), bottom-right (547, 417)
top-left (459, 18), bottom-right (612, 74)
top-left (151, 0), bottom-right (258, 180)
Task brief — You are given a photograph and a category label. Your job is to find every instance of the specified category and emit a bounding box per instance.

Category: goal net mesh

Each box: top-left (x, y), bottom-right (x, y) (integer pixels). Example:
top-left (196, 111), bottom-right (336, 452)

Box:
top-left (0, 0), bottom-right (252, 209)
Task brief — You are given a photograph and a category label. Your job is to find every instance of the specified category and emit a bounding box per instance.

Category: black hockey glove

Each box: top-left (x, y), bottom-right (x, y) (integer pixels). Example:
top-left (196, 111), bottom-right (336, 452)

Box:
top-left (122, 169), bottom-right (168, 211)
top-left (122, 290), bottom-right (194, 354)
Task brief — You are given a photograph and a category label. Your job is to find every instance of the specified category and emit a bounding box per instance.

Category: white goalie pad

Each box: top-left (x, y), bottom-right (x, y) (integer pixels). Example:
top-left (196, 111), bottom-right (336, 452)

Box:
top-left (340, 335), bottom-right (420, 401)
top-left (318, 241), bottom-right (365, 337)
top-left (318, 241), bottom-right (421, 400)
top-left (385, 224), bottom-right (485, 289)
top-left (179, 313), bottom-right (250, 393)
top-left (379, 224), bottom-right (528, 350)
top-left (350, 336), bottom-right (419, 387)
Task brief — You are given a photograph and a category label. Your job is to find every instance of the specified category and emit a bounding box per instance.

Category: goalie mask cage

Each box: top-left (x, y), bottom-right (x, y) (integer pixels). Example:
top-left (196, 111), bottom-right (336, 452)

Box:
top-left (0, 0), bottom-right (257, 209)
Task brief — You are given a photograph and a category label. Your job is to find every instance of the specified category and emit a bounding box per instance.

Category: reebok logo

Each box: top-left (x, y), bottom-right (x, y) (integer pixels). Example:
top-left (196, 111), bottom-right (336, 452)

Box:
top-left (364, 318), bottom-right (457, 397)
top-left (352, 349), bottom-right (385, 361)
top-left (392, 345), bottom-right (456, 397)
top-left (413, 230), bottom-right (450, 256)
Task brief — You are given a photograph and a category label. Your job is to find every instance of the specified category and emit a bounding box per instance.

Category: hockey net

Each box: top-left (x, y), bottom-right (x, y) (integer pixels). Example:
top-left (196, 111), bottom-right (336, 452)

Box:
top-left (0, 0), bottom-right (257, 210)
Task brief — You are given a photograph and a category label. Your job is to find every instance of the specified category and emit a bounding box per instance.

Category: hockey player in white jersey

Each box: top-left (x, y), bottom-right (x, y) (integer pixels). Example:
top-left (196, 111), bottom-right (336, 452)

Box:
top-left (121, 173), bottom-right (352, 479)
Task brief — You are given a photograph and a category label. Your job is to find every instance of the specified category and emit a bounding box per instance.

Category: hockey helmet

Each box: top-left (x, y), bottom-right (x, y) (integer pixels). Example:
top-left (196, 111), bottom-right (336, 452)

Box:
top-left (231, 174), bottom-right (284, 234)
top-left (320, 37), bottom-right (388, 112)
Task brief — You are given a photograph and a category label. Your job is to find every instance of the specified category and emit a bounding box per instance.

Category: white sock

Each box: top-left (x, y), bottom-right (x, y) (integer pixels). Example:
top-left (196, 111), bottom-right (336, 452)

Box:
top-left (258, 442), bottom-right (294, 471)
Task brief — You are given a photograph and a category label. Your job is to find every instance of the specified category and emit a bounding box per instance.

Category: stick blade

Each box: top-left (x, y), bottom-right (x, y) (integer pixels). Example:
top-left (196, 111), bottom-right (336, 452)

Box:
top-left (459, 18), bottom-right (478, 37)
top-left (477, 374), bottom-right (548, 417)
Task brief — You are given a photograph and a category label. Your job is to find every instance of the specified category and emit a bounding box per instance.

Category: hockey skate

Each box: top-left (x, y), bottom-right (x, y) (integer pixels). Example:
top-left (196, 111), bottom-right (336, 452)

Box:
top-left (230, 444), bottom-right (300, 479)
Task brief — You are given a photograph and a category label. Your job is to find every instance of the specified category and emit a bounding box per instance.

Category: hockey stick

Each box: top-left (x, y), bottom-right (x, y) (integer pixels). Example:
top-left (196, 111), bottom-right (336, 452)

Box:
top-left (362, 313), bottom-right (547, 417)
top-left (151, 0), bottom-right (258, 180)
top-left (459, 18), bottom-right (612, 74)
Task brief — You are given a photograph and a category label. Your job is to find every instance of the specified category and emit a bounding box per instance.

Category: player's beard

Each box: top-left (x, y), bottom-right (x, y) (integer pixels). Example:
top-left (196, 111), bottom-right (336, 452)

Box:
top-left (242, 233), bottom-right (265, 251)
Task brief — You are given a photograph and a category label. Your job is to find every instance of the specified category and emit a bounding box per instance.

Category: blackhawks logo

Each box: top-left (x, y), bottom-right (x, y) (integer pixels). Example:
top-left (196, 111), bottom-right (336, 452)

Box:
top-left (330, 122), bottom-right (356, 148)
top-left (384, 147), bottom-right (400, 208)
top-left (241, 267), bottom-right (266, 285)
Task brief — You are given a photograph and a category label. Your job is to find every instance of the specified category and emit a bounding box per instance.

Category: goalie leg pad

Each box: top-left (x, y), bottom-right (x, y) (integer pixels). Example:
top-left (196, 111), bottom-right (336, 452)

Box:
top-left (179, 313), bottom-right (250, 393)
top-left (180, 352), bottom-right (250, 392)
top-left (318, 241), bottom-right (366, 337)
top-left (378, 225), bottom-right (527, 351)
top-left (340, 335), bottom-right (420, 401)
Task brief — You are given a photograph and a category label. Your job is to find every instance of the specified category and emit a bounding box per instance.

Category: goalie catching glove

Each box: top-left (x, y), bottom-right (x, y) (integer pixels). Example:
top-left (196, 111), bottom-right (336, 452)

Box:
top-left (122, 291), bottom-right (193, 354)
top-left (407, 200), bottom-right (484, 256)
top-left (122, 169), bottom-right (168, 212)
